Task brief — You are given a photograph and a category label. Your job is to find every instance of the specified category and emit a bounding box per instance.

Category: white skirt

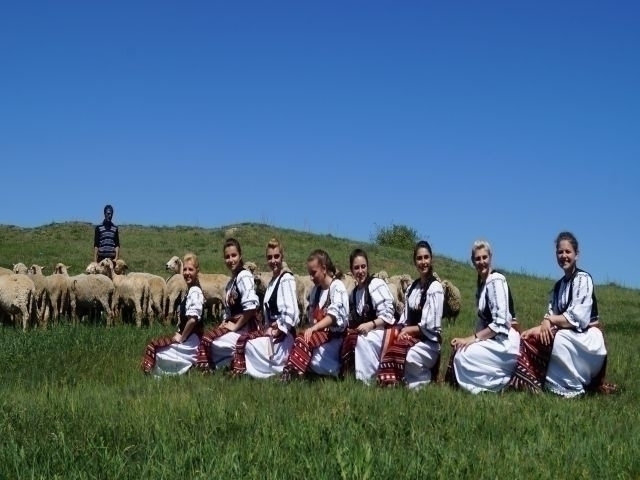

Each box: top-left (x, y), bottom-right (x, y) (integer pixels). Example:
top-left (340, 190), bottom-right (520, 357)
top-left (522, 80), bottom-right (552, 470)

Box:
top-left (545, 327), bottom-right (607, 397)
top-left (309, 336), bottom-right (343, 377)
top-left (354, 329), bottom-right (385, 384)
top-left (210, 325), bottom-right (251, 369)
top-left (244, 333), bottom-right (295, 379)
top-left (404, 340), bottom-right (441, 390)
top-left (453, 328), bottom-right (520, 394)
top-left (151, 334), bottom-right (200, 377)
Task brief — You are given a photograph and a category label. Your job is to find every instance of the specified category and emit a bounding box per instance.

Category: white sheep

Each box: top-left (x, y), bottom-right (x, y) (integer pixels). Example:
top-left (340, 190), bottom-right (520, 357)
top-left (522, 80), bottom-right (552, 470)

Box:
top-left (0, 273), bottom-right (37, 330)
top-left (26, 264), bottom-right (52, 326)
top-left (163, 259), bottom-right (188, 323)
top-left (13, 263), bottom-right (51, 325)
top-left (244, 260), bottom-right (272, 306)
top-left (99, 259), bottom-right (149, 327)
top-left (0, 266), bottom-right (13, 276)
top-left (294, 274), bottom-right (315, 325)
top-left (389, 273), bottom-right (413, 314)
top-left (56, 264), bottom-right (115, 326)
top-left (13, 263), bottom-right (28, 275)
top-left (374, 270), bottom-right (404, 319)
top-left (113, 259), bottom-right (165, 325)
top-left (48, 263), bottom-right (73, 322)
top-left (85, 261), bottom-right (107, 275)
top-left (164, 256), bottom-right (228, 321)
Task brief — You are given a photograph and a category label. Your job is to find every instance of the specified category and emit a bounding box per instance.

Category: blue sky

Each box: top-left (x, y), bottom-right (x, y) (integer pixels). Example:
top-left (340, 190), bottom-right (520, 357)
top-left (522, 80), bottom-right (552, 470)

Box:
top-left (1, 1), bottom-right (639, 288)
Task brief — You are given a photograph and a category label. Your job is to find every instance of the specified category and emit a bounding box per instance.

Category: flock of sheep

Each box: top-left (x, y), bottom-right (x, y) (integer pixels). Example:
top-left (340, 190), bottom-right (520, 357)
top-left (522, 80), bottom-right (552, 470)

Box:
top-left (0, 257), bottom-right (417, 330)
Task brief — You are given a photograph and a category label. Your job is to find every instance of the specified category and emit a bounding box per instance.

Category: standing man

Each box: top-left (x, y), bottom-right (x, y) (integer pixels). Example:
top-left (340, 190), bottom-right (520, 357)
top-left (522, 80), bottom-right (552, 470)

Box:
top-left (94, 204), bottom-right (120, 263)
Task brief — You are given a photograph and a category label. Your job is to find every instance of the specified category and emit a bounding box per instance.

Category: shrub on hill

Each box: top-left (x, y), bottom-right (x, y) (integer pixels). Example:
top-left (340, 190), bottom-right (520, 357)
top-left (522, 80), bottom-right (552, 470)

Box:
top-left (372, 223), bottom-right (419, 249)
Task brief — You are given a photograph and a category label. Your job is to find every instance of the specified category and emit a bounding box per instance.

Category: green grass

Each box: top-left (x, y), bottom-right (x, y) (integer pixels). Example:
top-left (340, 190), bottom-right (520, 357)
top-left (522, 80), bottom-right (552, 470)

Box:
top-left (1, 222), bottom-right (639, 479)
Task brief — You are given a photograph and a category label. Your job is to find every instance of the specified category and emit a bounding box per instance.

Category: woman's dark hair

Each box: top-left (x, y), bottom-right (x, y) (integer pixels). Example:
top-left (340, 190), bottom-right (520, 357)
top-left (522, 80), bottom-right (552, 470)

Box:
top-left (223, 237), bottom-right (244, 269)
top-left (349, 248), bottom-right (369, 269)
top-left (413, 240), bottom-right (433, 262)
top-left (308, 249), bottom-right (337, 277)
top-left (555, 231), bottom-right (579, 253)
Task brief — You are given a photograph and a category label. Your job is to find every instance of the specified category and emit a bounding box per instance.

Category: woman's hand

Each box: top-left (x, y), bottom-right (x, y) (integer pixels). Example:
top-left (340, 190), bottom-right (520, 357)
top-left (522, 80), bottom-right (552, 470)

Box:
top-left (450, 335), bottom-right (476, 351)
top-left (222, 320), bottom-right (237, 331)
top-left (356, 321), bottom-right (375, 335)
top-left (172, 333), bottom-right (182, 343)
top-left (398, 327), bottom-right (414, 341)
top-left (266, 327), bottom-right (283, 339)
top-left (520, 325), bottom-right (541, 340)
top-left (539, 318), bottom-right (553, 346)
top-left (303, 326), bottom-right (316, 343)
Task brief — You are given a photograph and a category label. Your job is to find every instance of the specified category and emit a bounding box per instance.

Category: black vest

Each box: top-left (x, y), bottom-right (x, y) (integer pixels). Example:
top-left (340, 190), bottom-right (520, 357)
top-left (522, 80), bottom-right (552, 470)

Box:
top-left (265, 271), bottom-right (293, 321)
top-left (552, 268), bottom-right (599, 322)
top-left (405, 275), bottom-right (438, 326)
top-left (349, 276), bottom-right (376, 328)
top-left (477, 270), bottom-right (516, 327)
top-left (227, 271), bottom-right (246, 317)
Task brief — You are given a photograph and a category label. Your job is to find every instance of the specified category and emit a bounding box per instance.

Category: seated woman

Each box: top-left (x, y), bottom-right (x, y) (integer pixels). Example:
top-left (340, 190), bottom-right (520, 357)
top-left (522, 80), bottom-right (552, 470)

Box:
top-left (281, 249), bottom-right (349, 381)
top-left (377, 240), bottom-right (444, 389)
top-left (509, 231), bottom-right (614, 396)
top-left (231, 238), bottom-right (300, 378)
top-left (446, 240), bottom-right (520, 394)
top-left (340, 248), bottom-right (396, 383)
top-left (196, 238), bottom-right (260, 371)
top-left (141, 252), bottom-right (204, 376)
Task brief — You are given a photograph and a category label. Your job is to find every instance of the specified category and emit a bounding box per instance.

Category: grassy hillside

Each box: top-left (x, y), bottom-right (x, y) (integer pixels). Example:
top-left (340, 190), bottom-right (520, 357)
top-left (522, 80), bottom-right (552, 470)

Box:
top-left (1, 221), bottom-right (637, 326)
top-left (0, 222), bottom-right (638, 479)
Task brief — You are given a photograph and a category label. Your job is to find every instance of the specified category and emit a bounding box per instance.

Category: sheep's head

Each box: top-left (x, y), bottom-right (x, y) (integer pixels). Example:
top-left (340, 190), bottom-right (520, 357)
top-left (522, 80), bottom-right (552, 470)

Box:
top-left (99, 258), bottom-right (114, 274)
top-left (244, 261), bottom-right (258, 273)
top-left (376, 270), bottom-right (390, 281)
top-left (399, 274), bottom-right (412, 291)
top-left (85, 262), bottom-right (102, 274)
top-left (30, 264), bottom-right (45, 275)
top-left (165, 256), bottom-right (181, 273)
top-left (13, 263), bottom-right (28, 274)
top-left (54, 263), bottom-right (70, 275)
top-left (114, 259), bottom-right (128, 275)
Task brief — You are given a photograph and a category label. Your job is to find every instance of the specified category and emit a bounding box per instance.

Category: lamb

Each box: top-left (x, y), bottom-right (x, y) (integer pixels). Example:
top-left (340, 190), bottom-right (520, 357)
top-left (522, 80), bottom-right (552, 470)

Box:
top-left (113, 259), bottom-right (165, 325)
top-left (0, 273), bottom-right (37, 330)
top-left (55, 263), bottom-right (115, 326)
top-left (164, 256), bottom-right (228, 322)
top-left (99, 259), bottom-right (149, 327)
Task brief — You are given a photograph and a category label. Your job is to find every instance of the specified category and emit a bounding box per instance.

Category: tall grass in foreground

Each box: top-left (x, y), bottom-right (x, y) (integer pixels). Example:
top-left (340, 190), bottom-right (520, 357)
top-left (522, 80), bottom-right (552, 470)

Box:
top-left (1, 222), bottom-right (639, 478)
top-left (0, 319), bottom-right (637, 479)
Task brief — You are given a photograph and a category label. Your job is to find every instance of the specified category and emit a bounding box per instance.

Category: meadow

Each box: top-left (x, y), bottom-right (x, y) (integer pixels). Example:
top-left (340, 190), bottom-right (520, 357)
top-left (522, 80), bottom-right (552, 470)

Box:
top-left (1, 222), bottom-right (638, 479)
